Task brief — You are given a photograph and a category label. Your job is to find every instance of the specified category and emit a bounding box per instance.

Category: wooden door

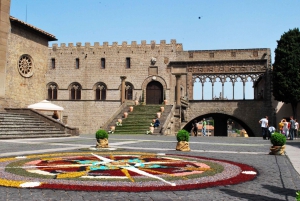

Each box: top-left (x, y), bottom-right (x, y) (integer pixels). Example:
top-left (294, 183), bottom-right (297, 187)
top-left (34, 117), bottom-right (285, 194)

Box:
top-left (146, 81), bottom-right (163, 104)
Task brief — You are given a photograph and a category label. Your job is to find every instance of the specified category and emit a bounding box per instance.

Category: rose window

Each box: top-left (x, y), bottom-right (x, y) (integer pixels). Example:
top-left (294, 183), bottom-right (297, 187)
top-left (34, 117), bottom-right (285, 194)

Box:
top-left (18, 55), bottom-right (33, 77)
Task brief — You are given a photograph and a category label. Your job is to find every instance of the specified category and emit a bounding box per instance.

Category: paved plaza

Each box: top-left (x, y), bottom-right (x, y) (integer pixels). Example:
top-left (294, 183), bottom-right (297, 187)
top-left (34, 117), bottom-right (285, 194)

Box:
top-left (0, 134), bottom-right (299, 201)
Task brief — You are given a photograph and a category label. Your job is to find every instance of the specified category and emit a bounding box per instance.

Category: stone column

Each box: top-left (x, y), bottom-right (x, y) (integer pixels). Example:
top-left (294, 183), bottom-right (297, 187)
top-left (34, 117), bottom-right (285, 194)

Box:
top-left (202, 83), bottom-right (204, 100)
top-left (243, 82), bottom-right (245, 100)
top-left (232, 83), bottom-right (235, 100)
top-left (222, 83), bottom-right (224, 99)
top-left (175, 74), bottom-right (181, 107)
top-left (0, 0), bottom-right (11, 108)
top-left (120, 76), bottom-right (126, 103)
top-left (212, 83), bottom-right (214, 99)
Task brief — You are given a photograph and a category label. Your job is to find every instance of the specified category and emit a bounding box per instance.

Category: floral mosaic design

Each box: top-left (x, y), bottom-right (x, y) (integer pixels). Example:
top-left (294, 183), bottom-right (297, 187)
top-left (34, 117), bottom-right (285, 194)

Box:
top-left (0, 152), bottom-right (257, 191)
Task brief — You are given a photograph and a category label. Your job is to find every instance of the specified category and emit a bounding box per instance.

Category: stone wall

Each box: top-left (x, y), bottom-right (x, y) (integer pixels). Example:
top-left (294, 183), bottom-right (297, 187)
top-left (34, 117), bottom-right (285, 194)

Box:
top-left (0, 0), bottom-right (10, 109)
top-left (49, 101), bottom-right (121, 134)
top-left (177, 48), bottom-right (271, 66)
top-left (5, 23), bottom-right (49, 108)
top-left (47, 40), bottom-right (180, 98)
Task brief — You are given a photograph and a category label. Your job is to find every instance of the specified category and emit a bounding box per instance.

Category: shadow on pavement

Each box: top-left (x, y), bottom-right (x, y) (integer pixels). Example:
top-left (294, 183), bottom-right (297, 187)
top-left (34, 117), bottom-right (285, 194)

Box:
top-left (220, 186), bottom-right (293, 201)
top-left (286, 141), bottom-right (300, 148)
top-left (262, 184), bottom-right (296, 198)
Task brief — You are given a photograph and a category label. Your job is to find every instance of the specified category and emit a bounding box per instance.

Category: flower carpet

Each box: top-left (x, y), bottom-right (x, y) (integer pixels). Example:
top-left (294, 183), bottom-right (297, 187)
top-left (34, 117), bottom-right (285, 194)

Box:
top-left (0, 151), bottom-right (257, 192)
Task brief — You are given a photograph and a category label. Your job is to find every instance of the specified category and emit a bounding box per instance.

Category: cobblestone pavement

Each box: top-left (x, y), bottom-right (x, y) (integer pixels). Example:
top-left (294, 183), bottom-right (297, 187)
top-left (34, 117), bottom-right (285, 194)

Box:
top-left (0, 134), bottom-right (299, 201)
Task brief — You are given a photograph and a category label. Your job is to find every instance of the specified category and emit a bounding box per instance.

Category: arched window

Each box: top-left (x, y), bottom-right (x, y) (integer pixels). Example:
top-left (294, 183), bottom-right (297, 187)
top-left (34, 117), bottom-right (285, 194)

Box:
top-left (125, 82), bottom-right (134, 100)
top-left (94, 82), bottom-right (107, 100)
top-left (47, 82), bottom-right (58, 100)
top-left (69, 82), bottom-right (82, 100)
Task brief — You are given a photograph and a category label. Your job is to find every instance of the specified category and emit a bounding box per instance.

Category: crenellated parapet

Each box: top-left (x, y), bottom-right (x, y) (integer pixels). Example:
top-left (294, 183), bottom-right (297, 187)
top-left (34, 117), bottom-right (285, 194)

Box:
top-left (50, 39), bottom-right (183, 52)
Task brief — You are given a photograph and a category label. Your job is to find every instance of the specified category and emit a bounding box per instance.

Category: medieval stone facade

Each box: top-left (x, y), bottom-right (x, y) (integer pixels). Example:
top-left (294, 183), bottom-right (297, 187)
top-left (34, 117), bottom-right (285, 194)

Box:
top-left (45, 41), bottom-right (272, 134)
top-left (1, 0), bottom-right (282, 136)
top-left (5, 17), bottom-right (56, 108)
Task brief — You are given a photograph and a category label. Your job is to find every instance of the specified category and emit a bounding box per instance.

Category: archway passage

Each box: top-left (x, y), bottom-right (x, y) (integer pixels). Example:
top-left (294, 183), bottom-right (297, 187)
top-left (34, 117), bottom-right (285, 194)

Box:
top-left (184, 113), bottom-right (254, 137)
top-left (146, 81), bottom-right (163, 104)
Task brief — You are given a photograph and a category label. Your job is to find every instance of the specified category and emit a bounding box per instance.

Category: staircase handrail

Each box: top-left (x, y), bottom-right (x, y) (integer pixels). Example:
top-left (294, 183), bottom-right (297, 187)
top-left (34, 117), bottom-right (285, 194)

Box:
top-left (4, 108), bottom-right (79, 135)
top-left (160, 104), bottom-right (175, 135)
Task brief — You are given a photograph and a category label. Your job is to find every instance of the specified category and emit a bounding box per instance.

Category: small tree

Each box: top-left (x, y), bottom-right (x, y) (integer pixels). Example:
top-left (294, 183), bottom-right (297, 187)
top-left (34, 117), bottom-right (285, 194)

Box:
top-left (273, 28), bottom-right (300, 119)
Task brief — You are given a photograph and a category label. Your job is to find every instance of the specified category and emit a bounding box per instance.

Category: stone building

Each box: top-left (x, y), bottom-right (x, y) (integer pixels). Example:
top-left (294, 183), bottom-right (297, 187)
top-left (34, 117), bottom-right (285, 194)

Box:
top-left (46, 41), bottom-right (273, 134)
top-left (3, 0), bottom-right (293, 136)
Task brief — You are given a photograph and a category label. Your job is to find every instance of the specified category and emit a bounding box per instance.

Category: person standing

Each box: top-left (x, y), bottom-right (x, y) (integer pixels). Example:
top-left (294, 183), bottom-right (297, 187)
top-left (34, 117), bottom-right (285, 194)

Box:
top-left (278, 120), bottom-right (284, 134)
top-left (295, 119), bottom-right (299, 139)
top-left (192, 120), bottom-right (198, 137)
top-left (202, 118), bottom-right (207, 136)
top-left (259, 116), bottom-right (268, 140)
top-left (289, 116), bottom-right (296, 140)
top-left (281, 119), bottom-right (289, 139)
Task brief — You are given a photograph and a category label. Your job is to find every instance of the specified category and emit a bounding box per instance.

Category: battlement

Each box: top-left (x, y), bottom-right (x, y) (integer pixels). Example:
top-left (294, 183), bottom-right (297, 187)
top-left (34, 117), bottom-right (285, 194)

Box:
top-left (51, 39), bottom-right (181, 50)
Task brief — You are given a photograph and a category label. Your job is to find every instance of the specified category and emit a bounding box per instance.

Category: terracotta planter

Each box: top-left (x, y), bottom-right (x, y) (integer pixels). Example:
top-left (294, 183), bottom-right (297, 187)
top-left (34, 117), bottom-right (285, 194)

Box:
top-left (164, 100), bottom-right (168, 105)
top-left (269, 145), bottom-right (285, 155)
top-left (176, 141), bottom-right (191, 152)
top-left (160, 106), bottom-right (164, 112)
top-left (96, 138), bottom-right (109, 148)
top-left (129, 106), bottom-right (133, 112)
top-left (149, 126), bottom-right (154, 134)
top-left (124, 112), bottom-right (128, 118)
top-left (118, 119), bottom-right (122, 123)
top-left (110, 126), bottom-right (115, 131)
top-left (157, 112), bottom-right (161, 118)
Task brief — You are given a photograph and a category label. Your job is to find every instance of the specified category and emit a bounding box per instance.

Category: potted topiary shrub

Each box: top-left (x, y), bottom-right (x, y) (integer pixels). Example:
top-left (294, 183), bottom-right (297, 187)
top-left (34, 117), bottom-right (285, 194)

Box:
top-left (269, 132), bottom-right (286, 155)
top-left (176, 129), bottom-right (191, 151)
top-left (95, 129), bottom-right (109, 148)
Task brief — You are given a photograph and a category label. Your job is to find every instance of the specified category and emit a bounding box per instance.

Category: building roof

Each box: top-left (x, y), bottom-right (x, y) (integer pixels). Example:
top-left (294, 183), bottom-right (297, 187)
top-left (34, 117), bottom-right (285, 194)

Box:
top-left (10, 16), bottom-right (57, 41)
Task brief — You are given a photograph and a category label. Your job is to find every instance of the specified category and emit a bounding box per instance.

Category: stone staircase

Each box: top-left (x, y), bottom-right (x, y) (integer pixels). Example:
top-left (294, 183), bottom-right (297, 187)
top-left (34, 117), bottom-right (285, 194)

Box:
top-left (107, 104), bottom-right (172, 135)
top-left (0, 111), bottom-right (72, 139)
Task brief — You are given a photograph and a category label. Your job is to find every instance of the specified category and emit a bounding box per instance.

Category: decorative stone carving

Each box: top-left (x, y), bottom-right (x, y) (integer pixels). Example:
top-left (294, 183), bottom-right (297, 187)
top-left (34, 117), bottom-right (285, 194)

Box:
top-left (151, 57), bottom-right (156, 65)
top-left (18, 54), bottom-right (33, 78)
top-left (164, 57), bottom-right (169, 64)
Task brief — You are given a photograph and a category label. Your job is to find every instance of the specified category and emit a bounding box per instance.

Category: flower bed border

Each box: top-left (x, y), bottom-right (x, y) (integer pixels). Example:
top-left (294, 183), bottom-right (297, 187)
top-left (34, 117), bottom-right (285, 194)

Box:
top-left (0, 152), bottom-right (257, 192)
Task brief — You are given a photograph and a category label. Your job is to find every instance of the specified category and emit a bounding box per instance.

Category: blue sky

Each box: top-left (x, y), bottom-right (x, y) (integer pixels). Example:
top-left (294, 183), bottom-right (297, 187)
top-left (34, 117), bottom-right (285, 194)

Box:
top-left (10, 0), bottom-right (300, 99)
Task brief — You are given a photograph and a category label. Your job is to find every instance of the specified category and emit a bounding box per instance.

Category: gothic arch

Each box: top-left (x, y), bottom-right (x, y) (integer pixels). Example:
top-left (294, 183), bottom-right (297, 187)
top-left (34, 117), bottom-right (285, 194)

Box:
top-left (118, 81), bottom-right (135, 100)
top-left (141, 76), bottom-right (167, 91)
top-left (141, 76), bottom-right (167, 104)
top-left (46, 82), bottom-right (58, 100)
top-left (68, 82), bottom-right (82, 100)
top-left (125, 82), bottom-right (134, 100)
top-left (93, 82), bottom-right (107, 100)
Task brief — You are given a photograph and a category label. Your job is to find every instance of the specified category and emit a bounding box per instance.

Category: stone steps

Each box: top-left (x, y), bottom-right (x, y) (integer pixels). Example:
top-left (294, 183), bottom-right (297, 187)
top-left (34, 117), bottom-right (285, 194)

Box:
top-left (108, 105), bottom-right (172, 135)
top-left (0, 133), bottom-right (71, 139)
top-left (0, 111), bottom-right (70, 139)
top-left (0, 127), bottom-right (61, 131)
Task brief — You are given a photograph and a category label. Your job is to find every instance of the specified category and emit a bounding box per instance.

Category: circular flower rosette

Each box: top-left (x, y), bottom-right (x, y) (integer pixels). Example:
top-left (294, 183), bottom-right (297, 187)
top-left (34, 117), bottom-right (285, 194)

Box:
top-left (0, 152), bottom-right (257, 191)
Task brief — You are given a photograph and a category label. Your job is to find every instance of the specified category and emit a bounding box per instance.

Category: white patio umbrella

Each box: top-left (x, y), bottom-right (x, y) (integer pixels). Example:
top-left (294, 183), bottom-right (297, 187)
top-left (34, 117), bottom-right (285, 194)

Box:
top-left (28, 100), bottom-right (64, 120)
